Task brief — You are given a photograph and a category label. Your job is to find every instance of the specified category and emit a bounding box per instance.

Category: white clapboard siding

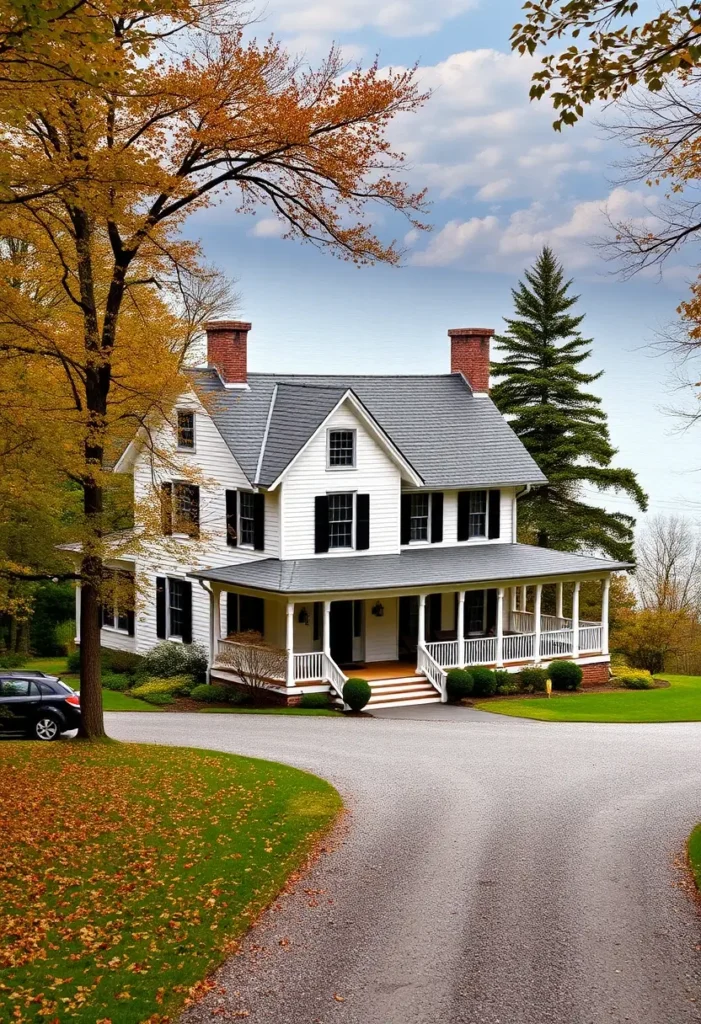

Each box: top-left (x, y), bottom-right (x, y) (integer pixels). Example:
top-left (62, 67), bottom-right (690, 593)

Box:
top-left (364, 597), bottom-right (398, 662)
top-left (99, 627), bottom-right (136, 653)
top-left (280, 403), bottom-right (402, 559)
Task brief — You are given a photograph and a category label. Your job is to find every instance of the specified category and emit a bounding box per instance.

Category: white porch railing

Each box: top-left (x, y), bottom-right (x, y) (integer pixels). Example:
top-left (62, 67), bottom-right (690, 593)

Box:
top-left (579, 625), bottom-right (603, 653)
top-left (502, 632), bottom-right (536, 662)
top-left (417, 643), bottom-right (447, 702)
top-left (216, 638), bottom-right (286, 680)
top-left (426, 639), bottom-right (460, 668)
top-left (322, 652), bottom-right (348, 702)
top-left (463, 635), bottom-right (498, 666)
top-left (539, 629), bottom-right (573, 658)
top-left (509, 610), bottom-right (599, 633)
top-left (293, 651), bottom-right (324, 682)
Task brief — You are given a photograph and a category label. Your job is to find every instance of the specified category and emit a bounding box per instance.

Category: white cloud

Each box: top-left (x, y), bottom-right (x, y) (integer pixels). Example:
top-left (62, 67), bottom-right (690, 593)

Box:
top-left (249, 217), bottom-right (286, 238)
top-left (411, 188), bottom-right (662, 271)
top-left (270, 0), bottom-right (477, 39)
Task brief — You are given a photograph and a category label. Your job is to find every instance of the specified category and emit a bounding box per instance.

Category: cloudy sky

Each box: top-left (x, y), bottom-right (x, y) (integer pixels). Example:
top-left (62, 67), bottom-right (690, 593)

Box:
top-left (189, 0), bottom-right (701, 525)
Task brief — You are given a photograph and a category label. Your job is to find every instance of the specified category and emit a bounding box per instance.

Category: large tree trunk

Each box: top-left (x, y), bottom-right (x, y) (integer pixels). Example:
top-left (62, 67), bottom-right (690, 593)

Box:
top-left (78, 556), bottom-right (105, 739)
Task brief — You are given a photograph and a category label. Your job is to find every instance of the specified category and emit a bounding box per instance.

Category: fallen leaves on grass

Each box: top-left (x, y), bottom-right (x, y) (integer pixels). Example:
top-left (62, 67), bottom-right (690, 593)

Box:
top-left (0, 742), bottom-right (340, 1023)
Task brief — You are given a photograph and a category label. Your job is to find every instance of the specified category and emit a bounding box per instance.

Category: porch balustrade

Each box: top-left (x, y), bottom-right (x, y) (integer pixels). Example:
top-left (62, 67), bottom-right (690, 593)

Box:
top-left (463, 635), bottom-right (498, 665)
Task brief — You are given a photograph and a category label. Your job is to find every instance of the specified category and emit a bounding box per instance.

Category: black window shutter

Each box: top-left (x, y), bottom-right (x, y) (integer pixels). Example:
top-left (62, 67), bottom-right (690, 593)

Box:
top-left (457, 492), bottom-right (470, 541)
top-left (181, 581), bottom-right (193, 644)
top-left (400, 494), bottom-right (412, 545)
top-left (486, 589), bottom-right (498, 633)
top-left (314, 496), bottom-right (329, 554)
top-left (226, 592), bottom-right (238, 635)
top-left (189, 485), bottom-right (200, 539)
top-left (156, 577), bottom-right (166, 639)
top-left (488, 489), bottom-right (501, 539)
top-left (356, 494), bottom-right (370, 550)
top-left (226, 490), bottom-right (238, 547)
top-left (127, 609), bottom-right (135, 637)
top-left (253, 493), bottom-right (265, 551)
top-left (431, 492), bottom-right (444, 543)
top-left (161, 483), bottom-right (173, 536)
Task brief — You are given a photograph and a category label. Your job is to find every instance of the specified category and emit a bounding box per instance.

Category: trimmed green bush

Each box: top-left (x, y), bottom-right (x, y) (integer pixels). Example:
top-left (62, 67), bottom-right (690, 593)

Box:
top-left (343, 678), bottom-right (371, 712)
top-left (469, 666), bottom-right (497, 697)
top-left (548, 659), bottom-right (583, 691)
top-left (0, 652), bottom-right (26, 668)
top-left (136, 642), bottom-right (208, 684)
top-left (519, 666), bottom-right (548, 693)
top-left (102, 649), bottom-right (144, 675)
top-left (130, 675), bottom-right (195, 699)
top-left (300, 692), bottom-right (330, 709)
top-left (67, 650), bottom-right (81, 673)
top-left (446, 668), bottom-right (474, 702)
top-left (190, 683), bottom-right (232, 703)
top-left (102, 672), bottom-right (130, 692)
top-left (495, 671), bottom-right (520, 696)
top-left (139, 692), bottom-right (175, 706)
top-left (617, 669), bottom-right (654, 690)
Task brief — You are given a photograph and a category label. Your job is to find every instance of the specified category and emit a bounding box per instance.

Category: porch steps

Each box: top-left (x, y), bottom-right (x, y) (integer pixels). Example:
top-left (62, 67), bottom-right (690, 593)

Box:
top-left (363, 674), bottom-right (441, 710)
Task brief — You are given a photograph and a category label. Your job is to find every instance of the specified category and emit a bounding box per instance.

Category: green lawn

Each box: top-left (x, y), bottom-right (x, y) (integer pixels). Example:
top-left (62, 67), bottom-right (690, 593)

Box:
top-left (0, 741), bottom-right (341, 1024)
top-left (689, 825), bottom-right (701, 892)
top-left (476, 674), bottom-right (701, 723)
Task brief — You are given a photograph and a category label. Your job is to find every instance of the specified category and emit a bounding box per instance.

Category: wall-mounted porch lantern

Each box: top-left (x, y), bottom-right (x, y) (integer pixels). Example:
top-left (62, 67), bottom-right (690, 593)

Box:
top-left (371, 601), bottom-right (384, 618)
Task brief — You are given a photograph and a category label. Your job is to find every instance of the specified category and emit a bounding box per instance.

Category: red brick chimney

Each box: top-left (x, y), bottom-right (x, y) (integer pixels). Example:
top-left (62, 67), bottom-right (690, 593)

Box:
top-left (206, 320), bottom-right (251, 386)
top-left (448, 327), bottom-right (494, 394)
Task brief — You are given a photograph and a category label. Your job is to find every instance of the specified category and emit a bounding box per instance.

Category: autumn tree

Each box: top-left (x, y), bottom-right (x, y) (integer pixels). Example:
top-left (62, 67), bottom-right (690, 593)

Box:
top-left (635, 514), bottom-right (701, 613)
top-left (0, 0), bottom-right (428, 737)
top-left (491, 246), bottom-right (647, 559)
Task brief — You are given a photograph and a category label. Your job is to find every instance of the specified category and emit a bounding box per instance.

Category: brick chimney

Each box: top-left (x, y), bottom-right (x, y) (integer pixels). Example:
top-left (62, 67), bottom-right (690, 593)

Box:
top-left (448, 327), bottom-right (494, 394)
top-left (206, 320), bottom-right (251, 387)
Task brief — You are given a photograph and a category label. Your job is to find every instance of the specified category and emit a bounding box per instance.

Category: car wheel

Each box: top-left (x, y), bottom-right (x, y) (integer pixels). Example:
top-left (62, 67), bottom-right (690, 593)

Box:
top-left (32, 714), bottom-right (62, 741)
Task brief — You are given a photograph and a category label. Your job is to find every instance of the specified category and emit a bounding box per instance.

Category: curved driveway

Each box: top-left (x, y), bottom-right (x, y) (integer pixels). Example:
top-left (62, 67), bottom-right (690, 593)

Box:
top-left (106, 708), bottom-right (701, 1024)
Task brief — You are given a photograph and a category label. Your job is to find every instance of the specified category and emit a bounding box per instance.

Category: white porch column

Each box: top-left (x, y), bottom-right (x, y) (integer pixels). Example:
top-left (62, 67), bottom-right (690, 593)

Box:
top-left (520, 584), bottom-right (527, 611)
top-left (496, 587), bottom-right (505, 668)
top-left (211, 586), bottom-right (222, 670)
top-left (285, 600), bottom-right (295, 687)
top-left (323, 600), bottom-right (331, 657)
top-left (534, 583), bottom-right (543, 664)
top-left (556, 581), bottom-right (564, 620)
top-left (601, 577), bottom-right (610, 655)
top-left (572, 581), bottom-right (580, 658)
top-left (457, 591), bottom-right (465, 668)
top-left (418, 593), bottom-right (426, 647)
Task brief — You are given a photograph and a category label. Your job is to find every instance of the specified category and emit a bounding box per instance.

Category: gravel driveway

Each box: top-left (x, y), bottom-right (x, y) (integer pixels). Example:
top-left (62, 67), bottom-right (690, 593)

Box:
top-left (106, 708), bottom-right (701, 1024)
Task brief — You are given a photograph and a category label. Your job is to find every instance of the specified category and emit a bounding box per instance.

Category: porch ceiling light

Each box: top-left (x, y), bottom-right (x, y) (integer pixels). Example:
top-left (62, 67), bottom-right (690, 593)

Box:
top-left (371, 601), bottom-right (384, 618)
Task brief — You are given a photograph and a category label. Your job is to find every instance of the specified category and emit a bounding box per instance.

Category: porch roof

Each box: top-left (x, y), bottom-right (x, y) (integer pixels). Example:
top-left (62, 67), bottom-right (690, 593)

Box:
top-left (189, 543), bottom-right (630, 596)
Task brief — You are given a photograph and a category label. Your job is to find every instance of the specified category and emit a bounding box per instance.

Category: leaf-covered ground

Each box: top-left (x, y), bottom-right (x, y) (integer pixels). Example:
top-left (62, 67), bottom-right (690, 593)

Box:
top-left (476, 675), bottom-right (701, 722)
top-left (0, 741), bottom-right (341, 1023)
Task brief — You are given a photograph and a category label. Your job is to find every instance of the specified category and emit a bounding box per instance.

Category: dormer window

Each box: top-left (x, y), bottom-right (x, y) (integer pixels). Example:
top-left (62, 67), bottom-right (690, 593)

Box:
top-left (409, 493), bottom-right (429, 542)
top-left (328, 429), bottom-right (355, 468)
top-left (177, 410), bottom-right (195, 450)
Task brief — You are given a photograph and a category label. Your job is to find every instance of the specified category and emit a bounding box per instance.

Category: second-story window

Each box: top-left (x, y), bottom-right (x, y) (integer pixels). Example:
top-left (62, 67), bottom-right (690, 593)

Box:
top-left (177, 410), bottom-right (195, 450)
top-left (239, 491), bottom-right (256, 547)
top-left (468, 490), bottom-right (487, 538)
top-left (410, 493), bottom-right (429, 542)
top-left (328, 493), bottom-right (354, 548)
top-left (162, 481), bottom-right (200, 538)
top-left (328, 429), bottom-right (355, 467)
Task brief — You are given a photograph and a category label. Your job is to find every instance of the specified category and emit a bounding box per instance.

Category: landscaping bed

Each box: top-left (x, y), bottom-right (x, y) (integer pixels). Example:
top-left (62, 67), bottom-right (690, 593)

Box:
top-left (0, 741), bottom-right (341, 1023)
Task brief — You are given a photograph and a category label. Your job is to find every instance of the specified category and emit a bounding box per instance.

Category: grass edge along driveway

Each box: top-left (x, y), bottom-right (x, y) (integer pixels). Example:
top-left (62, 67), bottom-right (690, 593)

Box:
top-left (689, 825), bottom-right (701, 893)
top-left (475, 674), bottom-right (701, 723)
top-left (0, 741), bottom-right (341, 1024)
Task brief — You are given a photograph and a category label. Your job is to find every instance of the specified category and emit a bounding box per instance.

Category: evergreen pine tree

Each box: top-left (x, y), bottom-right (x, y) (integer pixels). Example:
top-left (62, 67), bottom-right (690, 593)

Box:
top-left (491, 246), bottom-right (647, 561)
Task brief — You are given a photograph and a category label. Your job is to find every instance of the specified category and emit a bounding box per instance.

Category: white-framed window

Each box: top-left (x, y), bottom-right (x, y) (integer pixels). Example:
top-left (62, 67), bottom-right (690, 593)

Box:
top-left (328, 429), bottom-right (356, 468)
top-left (102, 601), bottom-right (129, 633)
top-left (409, 493), bottom-right (430, 542)
top-left (328, 492), bottom-right (354, 549)
top-left (468, 490), bottom-right (487, 538)
top-left (239, 491), bottom-right (256, 547)
top-left (173, 482), bottom-right (200, 537)
top-left (176, 410), bottom-right (195, 450)
top-left (168, 578), bottom-right (188, 639)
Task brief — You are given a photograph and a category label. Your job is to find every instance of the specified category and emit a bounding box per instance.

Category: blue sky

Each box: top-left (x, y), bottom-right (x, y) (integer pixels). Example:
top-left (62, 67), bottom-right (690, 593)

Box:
top-left (189, 0), bottom-right (701, 526)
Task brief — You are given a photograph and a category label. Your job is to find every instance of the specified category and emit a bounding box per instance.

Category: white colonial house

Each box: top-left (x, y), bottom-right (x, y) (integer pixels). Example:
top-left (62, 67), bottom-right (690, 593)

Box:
top-left (82, 320), bottom-right (629, 708)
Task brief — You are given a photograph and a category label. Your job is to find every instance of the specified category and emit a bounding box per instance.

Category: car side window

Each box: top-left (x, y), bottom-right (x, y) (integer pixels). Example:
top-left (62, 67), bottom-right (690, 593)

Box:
top-left (0, 678), bottom-right (34, 697)
top-left (36, 680), bottom-right (57, 695)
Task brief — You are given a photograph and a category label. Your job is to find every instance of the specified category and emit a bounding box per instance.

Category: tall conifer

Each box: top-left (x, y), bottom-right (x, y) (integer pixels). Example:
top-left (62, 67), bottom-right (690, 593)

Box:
top-left (491, 247), bottom-right (647, 561)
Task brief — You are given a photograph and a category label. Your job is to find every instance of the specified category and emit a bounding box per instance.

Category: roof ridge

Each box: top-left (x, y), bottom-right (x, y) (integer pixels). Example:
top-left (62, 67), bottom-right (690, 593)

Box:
top-left (255, 382), bottom-right (278, 485)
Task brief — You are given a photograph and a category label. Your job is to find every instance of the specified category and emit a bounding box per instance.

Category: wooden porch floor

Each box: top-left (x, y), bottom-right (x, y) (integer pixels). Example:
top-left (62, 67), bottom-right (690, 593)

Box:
top-left (343, 660), bottom-right (417, 681)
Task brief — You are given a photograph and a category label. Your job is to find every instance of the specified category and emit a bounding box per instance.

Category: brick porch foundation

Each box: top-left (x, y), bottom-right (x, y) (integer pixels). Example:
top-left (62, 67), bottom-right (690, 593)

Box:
top-left (580, 661), bottom-right (610, 686)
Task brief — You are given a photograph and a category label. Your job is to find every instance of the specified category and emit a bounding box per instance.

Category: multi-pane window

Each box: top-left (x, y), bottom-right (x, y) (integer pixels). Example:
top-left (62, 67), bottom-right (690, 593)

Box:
top-left (168, 578), bottom-right (188, 639)
top-left (328, 430), bottom-right (355, 467)
top-left (468, 490), bottom-right (487, 538)
top-left (409, 493), bottom-right (430, 542)
top-left (328, 493), bottom-right (354, 548)
top-left (239, 491), bottom-right (256, 547)
top-left (173, 483), bottom-right (200, 537)
top-left (102, 603), bottom-right (129, 632)
top-left (177, 410), bottom-right (195, 449)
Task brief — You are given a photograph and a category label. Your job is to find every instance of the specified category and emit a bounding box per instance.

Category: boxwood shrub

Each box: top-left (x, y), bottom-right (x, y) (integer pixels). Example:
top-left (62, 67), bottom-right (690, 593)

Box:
top-left (495, 670), bottom-right (519, 696)
top-left (446, 668), bottom-right (474, 702)
top-left (139, 691), bottom-right (175, 706)
top-left (102, 649), bottom-right (144, 675)
top-left (190, 683), bottom-right (233, 703)
top-left (67, 650), bottom-right (81, 673)
top-left (102, 672), bottom-right (131, 692)
top-left (136, 642), bottom-right (208, 684)
top-left (548, 659), bottom-right (583, 691)
top-left (519, 666), bottom-right (548, 693)
top-left (130, 675), bottom-right (195, 699)
top-left (343, 678), bottom-right (371, 712)
top-left (300, 692), bottom-right (331, 709)
top-left (469, 666), bottom-right (497, 697)
top-left (616, 669), bottom-right (654, 690)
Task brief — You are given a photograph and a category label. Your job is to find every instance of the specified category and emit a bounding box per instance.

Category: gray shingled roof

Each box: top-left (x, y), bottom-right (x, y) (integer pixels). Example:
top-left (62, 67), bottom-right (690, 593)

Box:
top-left (189, 544), bottom-right (629, 595)
top-left (188, 369), bottom-right (547, 490)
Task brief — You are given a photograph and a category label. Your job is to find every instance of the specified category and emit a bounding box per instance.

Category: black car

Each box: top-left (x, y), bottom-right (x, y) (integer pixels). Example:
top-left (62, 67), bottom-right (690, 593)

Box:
top-left (0, 671), bottom-right (81, 740)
